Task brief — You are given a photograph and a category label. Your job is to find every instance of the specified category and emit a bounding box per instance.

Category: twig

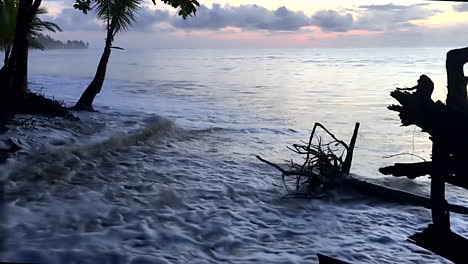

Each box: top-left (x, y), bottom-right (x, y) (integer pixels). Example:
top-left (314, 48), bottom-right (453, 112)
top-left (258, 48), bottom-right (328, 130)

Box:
top-left (383, 153), bottom-right (427, 162)
top-left (256, 155), bottom-right (313, 177)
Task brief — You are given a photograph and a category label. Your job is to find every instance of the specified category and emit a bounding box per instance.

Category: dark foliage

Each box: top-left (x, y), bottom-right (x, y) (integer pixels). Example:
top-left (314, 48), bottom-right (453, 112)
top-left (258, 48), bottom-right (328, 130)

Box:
top-left (32, 33), bottom-right (89, 50)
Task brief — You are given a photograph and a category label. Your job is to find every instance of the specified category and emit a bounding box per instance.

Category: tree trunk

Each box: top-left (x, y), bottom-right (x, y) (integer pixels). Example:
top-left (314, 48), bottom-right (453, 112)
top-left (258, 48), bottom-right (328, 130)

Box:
top-left (446, 48), bottom-right (468, 110)
top-left (74, 31), bottom-right (113, 111)
top-left (381, 48), bottom-right (468, 232)
top-left (430, 141), bottom-right (450, 232)
top-left (342, 122), bottom-right (360, 174)
top-left (429, 48), bottom-right (468, 231)
top-left (1, 0), bottom-right (42, 107)
top-left (10, 33), bottom-right (29, 102)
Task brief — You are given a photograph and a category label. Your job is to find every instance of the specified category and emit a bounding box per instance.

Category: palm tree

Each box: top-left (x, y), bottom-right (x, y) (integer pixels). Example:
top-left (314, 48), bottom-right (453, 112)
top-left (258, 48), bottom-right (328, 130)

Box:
top-left (0, 0), bottom-right (62, 69)
top-left (74, 0), bottom-right (142, 110)
top-left (73, 0), bottom-right (199, 111)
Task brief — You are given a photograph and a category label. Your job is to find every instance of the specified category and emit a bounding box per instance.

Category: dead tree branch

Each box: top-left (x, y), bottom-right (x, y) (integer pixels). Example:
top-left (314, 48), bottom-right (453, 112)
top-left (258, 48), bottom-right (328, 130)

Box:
top-left (257, 122), bottom-right (359, 198)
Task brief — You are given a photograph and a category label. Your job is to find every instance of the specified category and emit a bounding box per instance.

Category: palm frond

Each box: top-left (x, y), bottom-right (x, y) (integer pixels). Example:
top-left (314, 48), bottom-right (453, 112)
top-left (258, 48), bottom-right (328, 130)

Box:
top-left (0, 0), bottom-right (18, 48)
top-left (32, 6), bottom-right (63, 34)
top-left (93, 0), bottom-right (112, 28)
top-left (36, 7), bottom-right (48, 15)
top-left (110, 0), bottom-right (141, 33)
top-left (93, 0), bottom-right (142, 33)
top-left (31, 19), bottom-right (63, 34)
top-left (0, 1), bottom-right (63, 51)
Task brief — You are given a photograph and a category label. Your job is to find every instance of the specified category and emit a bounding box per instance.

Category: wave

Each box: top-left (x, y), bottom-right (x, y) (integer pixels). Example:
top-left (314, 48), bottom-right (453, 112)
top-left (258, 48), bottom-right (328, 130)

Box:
top-left (189, 126), bottom-right (300, 136)
top-left (3, 114), bottom-right (175, 182)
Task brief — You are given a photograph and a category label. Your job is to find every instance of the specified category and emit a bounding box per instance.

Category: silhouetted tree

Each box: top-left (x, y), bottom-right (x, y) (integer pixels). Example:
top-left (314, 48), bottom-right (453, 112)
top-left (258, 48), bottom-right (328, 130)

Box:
top-left (1, 0), bottom-right (42, 105)
top-left (0, 0), bottom-right (16, 68)
top-left (32, 33), bottom-right (88, 49)
top-left (0, 0), bottom-right (61, 107)
top-left (73, 0), bottom-right (199, 111)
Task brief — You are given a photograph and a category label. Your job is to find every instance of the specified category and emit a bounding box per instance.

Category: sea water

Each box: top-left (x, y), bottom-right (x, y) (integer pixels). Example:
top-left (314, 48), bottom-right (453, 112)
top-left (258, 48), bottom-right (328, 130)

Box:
top-left (1, 47), bottom-right (467, 263)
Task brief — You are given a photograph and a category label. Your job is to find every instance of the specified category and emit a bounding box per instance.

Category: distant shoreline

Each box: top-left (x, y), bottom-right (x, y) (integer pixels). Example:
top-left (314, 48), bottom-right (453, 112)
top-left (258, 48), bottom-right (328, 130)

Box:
top-left (34, 33), bottom-right (89, 50)
top-left (39, 47), bottom-right (89, 50)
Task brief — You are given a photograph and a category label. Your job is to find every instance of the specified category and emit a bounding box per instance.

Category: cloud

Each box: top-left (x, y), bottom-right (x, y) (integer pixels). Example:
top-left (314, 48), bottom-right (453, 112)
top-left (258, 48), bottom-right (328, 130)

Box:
top-left (42, 3), bottom-right (169, 32)
top-left (354, 3), bottom-right (441, 31)
top-left (310, 10), bottom-right (353, 32)
top-left (43, 7), bottom-right (102, 31)
top-left (132, 9), bottom-right (170, 31)
top-left (44, 1), bottom-right (455, 49)
top-left (319, 22), bottom-right (468, 48)
top-left (453, 3), bottom-right (468, 12)
top-left (309, 3), bottom-right (440, 33)
top-left (168, 4), bottom-right (311, 31)
top-left (47, 2), bottom-right (441, 35)
top-left (45, 3), bottom-right (311, 32)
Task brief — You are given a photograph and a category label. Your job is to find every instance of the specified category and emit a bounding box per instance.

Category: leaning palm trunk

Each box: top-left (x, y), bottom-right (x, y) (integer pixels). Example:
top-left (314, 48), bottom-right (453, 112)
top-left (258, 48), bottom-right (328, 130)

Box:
top-left (71, 0), bottom-right (199, 111)
top-left (73, 30), bottom-right (112, 111)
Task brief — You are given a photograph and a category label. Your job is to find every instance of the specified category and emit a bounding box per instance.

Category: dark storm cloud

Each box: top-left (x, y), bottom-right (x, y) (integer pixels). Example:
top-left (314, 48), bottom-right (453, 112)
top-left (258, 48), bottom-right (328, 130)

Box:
top-left (169, 4), bottom-right (311, 31)
top-left (453, 3), bottom-right (468, 12)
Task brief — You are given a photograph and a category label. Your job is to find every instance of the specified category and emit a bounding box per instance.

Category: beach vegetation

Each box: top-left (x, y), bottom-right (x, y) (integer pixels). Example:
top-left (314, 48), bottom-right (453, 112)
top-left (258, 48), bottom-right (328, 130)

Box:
top-left (0, 0), bottom-right (63, 117)
top-left (72, 0), bottom-right (199, 111)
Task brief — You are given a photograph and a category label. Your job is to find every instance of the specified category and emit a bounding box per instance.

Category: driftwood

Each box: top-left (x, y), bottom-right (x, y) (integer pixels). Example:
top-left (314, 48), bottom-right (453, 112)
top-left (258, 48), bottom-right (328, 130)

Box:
top-left (380, 47), bottom-right (468, 261)
top-left (379, 162), bottom-right (468, 189)
top-left (408, 226), bottom-right (468, 264)
top-left (255, 122), bottom-right (468, 215)
top-left (317, 253), bottom-right (350, 264)
top-left (257, 122), bottom-right (359, 198)
top-left (345, 177), bottom-right (468, 215)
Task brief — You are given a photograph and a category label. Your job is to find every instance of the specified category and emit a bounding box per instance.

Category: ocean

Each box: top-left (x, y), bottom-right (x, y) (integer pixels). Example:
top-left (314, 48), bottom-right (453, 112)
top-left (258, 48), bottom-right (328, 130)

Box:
top-left (1, 47), bottom-right (467, 263)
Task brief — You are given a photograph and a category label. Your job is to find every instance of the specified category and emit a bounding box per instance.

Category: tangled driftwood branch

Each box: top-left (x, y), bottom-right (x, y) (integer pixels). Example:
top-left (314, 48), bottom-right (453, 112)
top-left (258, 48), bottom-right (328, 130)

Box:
top-left (257, 122), bottom-right (359, 198)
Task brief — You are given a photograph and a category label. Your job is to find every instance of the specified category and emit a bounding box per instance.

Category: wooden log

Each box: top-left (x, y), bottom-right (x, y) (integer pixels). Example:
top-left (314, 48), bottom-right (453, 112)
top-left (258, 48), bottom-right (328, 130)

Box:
top-left (409, 226), bottom-right (468, 264)
top-left (344, 177), bottom-right (468, 215)
top-left (342, 123), bottom-right (360, 174)
top-left (317, 253), bottom-right (351, 264)
top-left (379, 162), bottom-right (430, 179)
top-left (431, 142), bottom-right (450, 231)
top-left (257, 156), bottom-right (468, 214)
top-left (379, 162), bottom-right (468, 189)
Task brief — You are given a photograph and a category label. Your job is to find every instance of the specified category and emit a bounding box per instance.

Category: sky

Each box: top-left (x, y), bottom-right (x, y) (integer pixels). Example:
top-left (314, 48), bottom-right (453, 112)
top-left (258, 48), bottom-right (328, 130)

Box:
top-left (41, 0), bottom-right (468, 48)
